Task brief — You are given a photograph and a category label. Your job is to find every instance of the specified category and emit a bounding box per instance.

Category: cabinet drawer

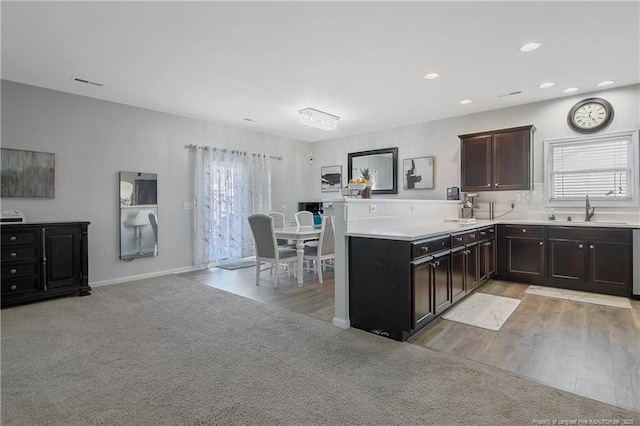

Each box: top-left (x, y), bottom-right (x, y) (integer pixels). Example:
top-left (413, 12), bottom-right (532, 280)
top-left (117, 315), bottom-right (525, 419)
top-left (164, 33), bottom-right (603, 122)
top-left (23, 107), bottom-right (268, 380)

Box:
top-left (412, 236), bottom-right (450, 259)
top-left (1, 277), bottom-right (40, 294)
top-left (505, 225), bottom-right (544, 238)
top-left (451, 230), bottom-right (478, 247)
top-left (1, 262), bottom-right (39, 279)
top-left (2, 245), bottom-right (38, 262)
top-left (478, 226), bottom-right (495, 241)
top-left (548, 226), bottom-right (630, 242)
top-left (1, 229), bottom-right (37, 246)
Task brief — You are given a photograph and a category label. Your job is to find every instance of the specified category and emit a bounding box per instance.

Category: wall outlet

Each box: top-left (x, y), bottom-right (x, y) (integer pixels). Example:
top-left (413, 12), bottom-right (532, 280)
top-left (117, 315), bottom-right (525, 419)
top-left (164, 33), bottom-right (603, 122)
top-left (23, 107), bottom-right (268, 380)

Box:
top-left (369, 204), bottom-right (377, 213)
top-left (183, 202), bottom-right (193, 210)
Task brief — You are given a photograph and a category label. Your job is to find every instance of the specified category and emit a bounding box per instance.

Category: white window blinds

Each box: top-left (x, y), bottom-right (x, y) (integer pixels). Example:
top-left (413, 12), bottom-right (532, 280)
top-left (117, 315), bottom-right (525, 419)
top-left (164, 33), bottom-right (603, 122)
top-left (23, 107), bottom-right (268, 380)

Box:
top-left (546, 131), bottom-right (637, 203)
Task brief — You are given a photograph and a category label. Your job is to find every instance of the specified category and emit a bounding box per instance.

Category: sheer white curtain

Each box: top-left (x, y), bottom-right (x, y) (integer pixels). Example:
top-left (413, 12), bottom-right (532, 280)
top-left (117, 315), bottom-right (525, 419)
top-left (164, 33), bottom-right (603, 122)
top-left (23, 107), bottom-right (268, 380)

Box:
top-left (193, 147), bottom-right (271, 265)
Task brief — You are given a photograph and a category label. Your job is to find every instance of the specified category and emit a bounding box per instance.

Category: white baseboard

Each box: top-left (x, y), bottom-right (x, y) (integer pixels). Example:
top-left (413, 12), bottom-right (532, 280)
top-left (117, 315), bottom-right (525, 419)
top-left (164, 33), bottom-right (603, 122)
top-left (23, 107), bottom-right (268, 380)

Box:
top-left (90, 265), bottom-right (205, 287)
top-left (332, 317), bottom-right (350, 329)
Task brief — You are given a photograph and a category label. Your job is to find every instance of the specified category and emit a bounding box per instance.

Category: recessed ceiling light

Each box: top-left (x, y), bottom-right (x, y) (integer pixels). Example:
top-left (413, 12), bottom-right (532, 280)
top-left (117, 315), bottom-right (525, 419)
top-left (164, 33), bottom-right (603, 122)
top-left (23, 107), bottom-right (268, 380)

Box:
top-left (424, 72), bottom-right (440, 80)
top-left (459, 99), bottom-right (472, 105)
top-left (520, 42), bottom-right (541, 52)
top-left (539, 82), bottom-right (555, 89)
top-left (597, 80), bottom-right (614, 87)
top-left (563, 87), bottom-right (579, 93)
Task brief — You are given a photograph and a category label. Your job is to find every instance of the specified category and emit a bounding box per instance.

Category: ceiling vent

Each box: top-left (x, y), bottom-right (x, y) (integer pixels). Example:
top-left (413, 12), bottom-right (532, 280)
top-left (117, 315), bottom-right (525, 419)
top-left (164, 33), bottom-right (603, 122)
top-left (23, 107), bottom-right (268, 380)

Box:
top-left (73, 77), bottom-right (104, 87)
top-left (498, 91), bottom-right (522, 98)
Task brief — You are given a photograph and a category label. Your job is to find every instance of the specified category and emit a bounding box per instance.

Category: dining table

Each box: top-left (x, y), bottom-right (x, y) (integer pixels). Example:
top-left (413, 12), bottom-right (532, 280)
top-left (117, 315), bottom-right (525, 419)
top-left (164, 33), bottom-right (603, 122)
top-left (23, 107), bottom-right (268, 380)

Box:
top-left (274, 225), bottom-right (322, 286)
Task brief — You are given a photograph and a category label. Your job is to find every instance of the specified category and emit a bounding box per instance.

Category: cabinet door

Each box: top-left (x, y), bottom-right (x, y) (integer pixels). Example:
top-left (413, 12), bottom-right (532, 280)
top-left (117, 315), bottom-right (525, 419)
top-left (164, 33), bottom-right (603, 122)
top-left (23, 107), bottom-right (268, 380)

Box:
top-left (433, 255), bottom-right (452, 315)
top-left (44, 226), bottom-right (82, 289)
top-left (413, 261), bottom-right (435, 329)
top-left (548, 239), bottom-right (586, 282)
top-left (451, 248), bottom-right (466, 303)
top-left (465, 244), bottom-right (479, 292)
top-left (461, 134), bottom-right (492, 191)
top-left (480, 239), bottom-right (496, 280)
top-left (492, 129), bottom-right (531, 190)
top-left (506, 237), bottom-right (545, 279)
top-left (589, 241), bottom-right (630, 292)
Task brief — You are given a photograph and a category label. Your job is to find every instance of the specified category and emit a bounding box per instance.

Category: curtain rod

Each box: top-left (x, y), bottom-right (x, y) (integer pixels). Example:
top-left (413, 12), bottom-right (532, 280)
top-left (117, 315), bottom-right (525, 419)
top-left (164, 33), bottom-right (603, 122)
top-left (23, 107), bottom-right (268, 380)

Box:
top-left (184, 144), bottom-right (282, 161)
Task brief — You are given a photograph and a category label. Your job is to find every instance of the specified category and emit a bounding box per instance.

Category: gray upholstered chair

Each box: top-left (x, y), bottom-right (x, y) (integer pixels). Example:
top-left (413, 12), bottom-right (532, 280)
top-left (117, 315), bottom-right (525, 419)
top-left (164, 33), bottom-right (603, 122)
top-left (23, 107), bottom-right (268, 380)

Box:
top-left (248, 214), bottom-right (297, 287)
top-left (303, 216), bottom-right (335, 283)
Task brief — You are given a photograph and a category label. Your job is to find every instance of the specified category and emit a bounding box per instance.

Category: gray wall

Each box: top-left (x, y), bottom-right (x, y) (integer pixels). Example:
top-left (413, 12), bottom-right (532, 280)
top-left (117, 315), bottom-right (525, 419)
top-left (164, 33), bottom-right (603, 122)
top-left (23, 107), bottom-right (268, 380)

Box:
top-left (1, 80), bottom-right (309, 285)
top-left (310, 84), bottom-right (640, 207)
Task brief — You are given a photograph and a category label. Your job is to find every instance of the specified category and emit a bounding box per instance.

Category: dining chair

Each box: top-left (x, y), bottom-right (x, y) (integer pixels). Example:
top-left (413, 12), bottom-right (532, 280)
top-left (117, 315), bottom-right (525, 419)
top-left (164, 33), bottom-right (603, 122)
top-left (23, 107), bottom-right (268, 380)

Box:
top-left (303, 215), bottom-right (335, 283)
top-left (294, 211), bottom-right (314, 226)
top-left (248, 214), bottom-right (297, 288)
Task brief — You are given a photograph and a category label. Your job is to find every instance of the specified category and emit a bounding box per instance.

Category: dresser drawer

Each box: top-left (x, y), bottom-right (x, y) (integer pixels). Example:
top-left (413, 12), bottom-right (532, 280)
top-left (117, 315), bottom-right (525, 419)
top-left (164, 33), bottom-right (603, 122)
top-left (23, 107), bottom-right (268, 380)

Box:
top-left (505, 225), bottom-right (544, 238)
top-left (2, 245), bottom-right (38, 262)
top-left (1, 229), bottom-right (37, 246)
top-left (451, 230), bottom-right (478, 247)
top-left (1, 277), bottom-right (40, 295)
top-left (412, 236), bottom-right (450, 259)
top-left (1, 262), bottom-right (39, 279)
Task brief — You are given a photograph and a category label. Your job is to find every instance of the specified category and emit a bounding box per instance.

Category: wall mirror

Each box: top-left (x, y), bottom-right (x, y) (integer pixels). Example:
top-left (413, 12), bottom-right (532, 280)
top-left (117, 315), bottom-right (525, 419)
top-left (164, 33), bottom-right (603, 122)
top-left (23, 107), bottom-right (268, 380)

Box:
top-left (348, 147), bottom-right (398, 194)
top-left (119, 171), bottom-right (158, 260)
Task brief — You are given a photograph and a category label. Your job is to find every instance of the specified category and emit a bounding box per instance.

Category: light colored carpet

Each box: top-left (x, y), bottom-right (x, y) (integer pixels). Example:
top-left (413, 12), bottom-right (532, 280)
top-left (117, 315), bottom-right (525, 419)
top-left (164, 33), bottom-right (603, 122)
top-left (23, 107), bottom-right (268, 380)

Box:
top-left (215, 257), bottom-right (257, 270)
top-left (525, 285), bottom-right (632, 309)
top-left (2, 275), bottom-right (638, 425)
top-left (442, 292), bottom-right (521, 331)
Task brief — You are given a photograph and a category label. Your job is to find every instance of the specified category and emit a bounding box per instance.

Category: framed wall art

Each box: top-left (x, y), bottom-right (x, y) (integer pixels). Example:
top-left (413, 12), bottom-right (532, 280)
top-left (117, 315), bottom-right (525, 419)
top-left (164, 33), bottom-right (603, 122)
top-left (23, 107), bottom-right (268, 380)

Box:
top-left (321, 165), bottom-right (342, 192)
top-left (1, 148), bottom-right (55, 198)
top-left (403, 156), bottom-right (434, 190)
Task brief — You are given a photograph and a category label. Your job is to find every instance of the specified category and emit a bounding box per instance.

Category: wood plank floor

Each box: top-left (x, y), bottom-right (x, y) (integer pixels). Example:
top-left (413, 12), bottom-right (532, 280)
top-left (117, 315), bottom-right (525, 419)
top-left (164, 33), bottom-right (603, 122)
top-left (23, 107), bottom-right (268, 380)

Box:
top-left (179, 266), bottom-right (639, 413)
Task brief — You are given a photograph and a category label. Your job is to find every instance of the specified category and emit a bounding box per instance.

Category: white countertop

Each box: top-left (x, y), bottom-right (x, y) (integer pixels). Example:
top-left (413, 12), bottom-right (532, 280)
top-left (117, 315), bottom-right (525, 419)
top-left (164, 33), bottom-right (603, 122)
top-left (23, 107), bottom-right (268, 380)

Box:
top-left (346, 218), bottom-right (640, 241)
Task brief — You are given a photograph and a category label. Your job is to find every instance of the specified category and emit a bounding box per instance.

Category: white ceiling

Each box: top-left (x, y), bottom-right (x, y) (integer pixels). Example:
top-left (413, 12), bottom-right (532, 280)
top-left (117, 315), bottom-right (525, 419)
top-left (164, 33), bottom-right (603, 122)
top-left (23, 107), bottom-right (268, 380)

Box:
top-left (2, 1), bottom-right (638, 143)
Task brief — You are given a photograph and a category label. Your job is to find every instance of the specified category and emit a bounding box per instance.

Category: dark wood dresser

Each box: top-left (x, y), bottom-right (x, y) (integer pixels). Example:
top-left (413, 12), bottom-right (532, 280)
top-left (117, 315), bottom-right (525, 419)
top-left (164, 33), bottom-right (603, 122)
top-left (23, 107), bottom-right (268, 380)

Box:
top-left (1, 222), bottom-right (90, 307)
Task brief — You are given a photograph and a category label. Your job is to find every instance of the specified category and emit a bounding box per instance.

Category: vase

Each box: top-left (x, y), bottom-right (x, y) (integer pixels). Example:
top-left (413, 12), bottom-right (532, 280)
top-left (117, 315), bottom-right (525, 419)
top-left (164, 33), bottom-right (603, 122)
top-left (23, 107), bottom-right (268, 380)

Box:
top-left (361, 186), bottom-right (372, 199)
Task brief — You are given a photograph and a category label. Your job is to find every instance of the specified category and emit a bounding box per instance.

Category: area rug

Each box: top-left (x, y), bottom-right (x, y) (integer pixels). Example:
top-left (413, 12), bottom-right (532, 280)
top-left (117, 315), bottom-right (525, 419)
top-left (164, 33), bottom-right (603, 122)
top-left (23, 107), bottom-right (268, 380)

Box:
top-left (215, 257), bottom-right (256, 270)
top-left (2, 275), bottom-right (638, 424)
top-left (442, 292), bottom-right (521, 331)
top-left (525, 285), bottom-right (632, 309)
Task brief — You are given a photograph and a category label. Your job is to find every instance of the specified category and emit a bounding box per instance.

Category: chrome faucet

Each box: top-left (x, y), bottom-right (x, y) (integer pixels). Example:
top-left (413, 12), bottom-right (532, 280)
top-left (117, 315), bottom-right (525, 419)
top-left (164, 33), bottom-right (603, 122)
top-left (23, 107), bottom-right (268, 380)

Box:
top-left (585, 195), bottom-right (595, 222)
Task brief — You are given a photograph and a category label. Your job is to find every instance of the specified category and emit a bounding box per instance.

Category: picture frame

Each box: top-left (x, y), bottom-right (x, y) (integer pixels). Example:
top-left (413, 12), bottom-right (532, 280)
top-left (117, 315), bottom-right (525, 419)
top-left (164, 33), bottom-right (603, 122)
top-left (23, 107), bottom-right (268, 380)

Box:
top-left (1, 148), bottom-right (55, 198)
top-left (321, 165), bottom-right (342, 192)
top-left (403, 156), bottom-right (434, 190)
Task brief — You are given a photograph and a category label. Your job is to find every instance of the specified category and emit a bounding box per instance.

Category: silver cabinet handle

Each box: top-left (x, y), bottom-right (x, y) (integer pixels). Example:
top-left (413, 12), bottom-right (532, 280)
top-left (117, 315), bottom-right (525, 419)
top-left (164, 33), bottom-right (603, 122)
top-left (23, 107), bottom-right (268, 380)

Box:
top-left (10, 285), bottom-right (16, 291)
top-left (522, 229), bottom-right (527, 233)
top-left (9, 236), bottom-right (17, 242)
top-left (421, 247), bottom-right (429, 252)
top-left (455, 237), bottom-right (463, 241)
top-left (480, 231), bottom-right (486, 236)
top-left (10, 268), bottom-right (17, 274)
top-left (578, 244), bottom-right (583, 249)
top-left (487, 183), bottom-right (491, 187)
top-left (10, 252), bottom-right (17, 258)
top-left (539, 241), bottom-right (543, 246)
top-left (590, 245), bottom-right (594, 249)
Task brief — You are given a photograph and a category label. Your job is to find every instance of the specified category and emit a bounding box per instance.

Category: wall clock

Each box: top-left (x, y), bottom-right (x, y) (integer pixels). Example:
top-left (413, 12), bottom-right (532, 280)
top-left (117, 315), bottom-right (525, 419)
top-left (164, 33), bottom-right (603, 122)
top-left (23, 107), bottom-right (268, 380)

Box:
top-left (567, 97), bottom-right (614, 133)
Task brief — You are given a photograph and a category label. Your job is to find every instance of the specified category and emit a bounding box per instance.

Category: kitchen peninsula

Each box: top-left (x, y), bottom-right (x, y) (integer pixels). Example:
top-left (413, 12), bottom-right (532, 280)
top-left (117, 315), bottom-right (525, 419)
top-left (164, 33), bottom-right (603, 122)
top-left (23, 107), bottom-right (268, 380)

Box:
top-left (331, 199), bottom-right (639, 341)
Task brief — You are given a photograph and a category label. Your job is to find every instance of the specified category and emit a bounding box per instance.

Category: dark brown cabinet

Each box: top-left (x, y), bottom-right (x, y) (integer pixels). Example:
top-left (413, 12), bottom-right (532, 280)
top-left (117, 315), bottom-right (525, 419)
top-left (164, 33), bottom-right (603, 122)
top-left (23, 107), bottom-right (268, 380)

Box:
top-left (432, 254), bottom-right (452, 315)
top-left (450, 229), bottom-right (479, 303)
top-left (1, 222), bottom-right (90, 307)
top-left (497, 225), bottom-right (546, 283)
top-left (478, 226), bottom-right (496, 282)
top-left (547, 227), bottom-right (631, 297)
top-left (460, 125), bottom-right (535, 192)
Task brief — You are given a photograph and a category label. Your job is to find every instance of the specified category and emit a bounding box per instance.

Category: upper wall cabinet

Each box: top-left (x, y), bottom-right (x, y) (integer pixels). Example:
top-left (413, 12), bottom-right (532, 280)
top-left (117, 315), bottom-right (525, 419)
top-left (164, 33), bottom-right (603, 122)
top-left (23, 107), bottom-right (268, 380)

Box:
top-left (459, 125), bottom-right (535, 192)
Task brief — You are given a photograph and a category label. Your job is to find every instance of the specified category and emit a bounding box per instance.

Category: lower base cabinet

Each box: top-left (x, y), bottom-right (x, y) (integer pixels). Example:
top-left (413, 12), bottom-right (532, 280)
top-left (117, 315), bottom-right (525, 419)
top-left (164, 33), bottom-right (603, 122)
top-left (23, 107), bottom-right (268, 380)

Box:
top-left (1, 222), bottom-right (90, 307)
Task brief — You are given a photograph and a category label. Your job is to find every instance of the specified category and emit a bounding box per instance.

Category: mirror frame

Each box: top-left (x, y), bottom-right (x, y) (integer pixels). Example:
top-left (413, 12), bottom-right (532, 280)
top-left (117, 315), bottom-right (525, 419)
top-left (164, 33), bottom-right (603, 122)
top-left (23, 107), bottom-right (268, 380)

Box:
top-left (347, 147), bottom-right (398, 194)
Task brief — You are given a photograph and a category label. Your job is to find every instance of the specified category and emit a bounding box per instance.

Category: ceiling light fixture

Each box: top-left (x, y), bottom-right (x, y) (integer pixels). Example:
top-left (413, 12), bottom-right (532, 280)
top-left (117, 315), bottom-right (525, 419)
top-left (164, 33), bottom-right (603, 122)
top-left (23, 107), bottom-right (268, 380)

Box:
top-left (298, 108), bottom-right (340, 131)
top-left (520, 42), bottom-right (541, 52)
top-left (596, 80), bottom-right (614, 87)
top-left (539, 82), bottom-right (555, 89)
top-left (424, 73), bottom-right (440, 80)
top-left (563, 87), bottom-right (579, 93)
top-left (459, 99), bottom-right (472, 105)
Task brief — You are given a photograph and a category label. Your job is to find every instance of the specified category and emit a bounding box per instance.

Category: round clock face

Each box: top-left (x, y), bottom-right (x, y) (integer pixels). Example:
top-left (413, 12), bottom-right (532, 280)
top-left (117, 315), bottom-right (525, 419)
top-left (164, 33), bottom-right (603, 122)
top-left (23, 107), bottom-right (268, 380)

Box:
top-left (568, 97), bottom-right (614, 133)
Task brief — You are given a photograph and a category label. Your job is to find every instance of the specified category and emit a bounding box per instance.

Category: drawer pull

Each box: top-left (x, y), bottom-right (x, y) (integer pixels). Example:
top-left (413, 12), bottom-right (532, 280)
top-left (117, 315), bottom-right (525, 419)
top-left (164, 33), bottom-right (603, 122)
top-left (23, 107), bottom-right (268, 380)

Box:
top-left (539, 241), bottom-right (543, 246)
top-left (10, 285), bottom-right (16, 291)
top-left (487, 183), bottom-right (491, 187)
top-left (455, 237), bottom-right (463, 242)
top-left (10, 252), bottom-right (17, 258)
top-left (590, 245), bottom-right (594, 249)
top-left (522, 229), bottom-right (527, 233)
top-left (10, 268), bottom-right (17, 274)
top-left (578, 244), bottom-right (583, 249)
top-left (469, 234), bottom-right (476, 238)
top-left (421, 247), bottom-right (429, 252)
top-left (480, 231), bottom-right (486, 236)
top-left (9, 236), bottom-right (17, 242)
